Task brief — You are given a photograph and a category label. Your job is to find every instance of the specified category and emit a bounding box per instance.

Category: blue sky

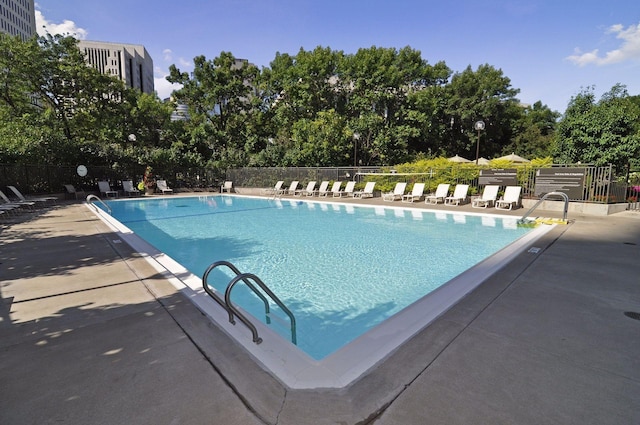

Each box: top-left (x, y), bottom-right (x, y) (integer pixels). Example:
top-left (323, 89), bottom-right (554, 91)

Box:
top-left (34, 1), bottom-right (640, 113)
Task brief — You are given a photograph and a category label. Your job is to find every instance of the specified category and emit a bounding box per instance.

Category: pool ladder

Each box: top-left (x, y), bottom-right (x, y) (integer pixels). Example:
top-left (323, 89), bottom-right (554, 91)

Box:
top-left (202, 260), bottom-right (297, 345)
top-left (518, 191), bottom-right (569, 224)
top-left (86, 194), bottom-right (112, 214)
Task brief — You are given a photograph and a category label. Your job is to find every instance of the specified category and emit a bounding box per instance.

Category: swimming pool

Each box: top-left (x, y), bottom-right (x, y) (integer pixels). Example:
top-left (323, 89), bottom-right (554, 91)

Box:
top-left (92, 195), bottom-right (552, 388)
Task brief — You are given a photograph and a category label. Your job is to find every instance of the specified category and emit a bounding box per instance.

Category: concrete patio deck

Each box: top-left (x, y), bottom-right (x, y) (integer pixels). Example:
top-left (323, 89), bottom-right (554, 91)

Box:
top-left (1, 194), bottom-right (639, 424)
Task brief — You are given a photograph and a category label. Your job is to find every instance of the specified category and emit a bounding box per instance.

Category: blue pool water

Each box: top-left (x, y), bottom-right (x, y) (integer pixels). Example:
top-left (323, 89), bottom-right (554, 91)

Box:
top-left (105, 195), bottom-right (532, 360)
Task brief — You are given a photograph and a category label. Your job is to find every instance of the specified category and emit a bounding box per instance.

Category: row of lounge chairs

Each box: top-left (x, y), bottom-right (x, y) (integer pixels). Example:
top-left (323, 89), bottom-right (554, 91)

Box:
top-left (262, 180), bottom-right (377, 199)
top-left (0, 186), bottom-right (57, 219)
top-left (381, 182), bottom-right (521, 209)
top-left (261, 180), bottom-right (522, 210)
top-left (96, 180), bottom-right (174, 198)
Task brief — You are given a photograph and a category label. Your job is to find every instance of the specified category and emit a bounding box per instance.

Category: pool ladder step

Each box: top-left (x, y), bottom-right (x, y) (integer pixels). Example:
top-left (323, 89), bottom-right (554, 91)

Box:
top-left (202, 260), bottom-right (297, 346)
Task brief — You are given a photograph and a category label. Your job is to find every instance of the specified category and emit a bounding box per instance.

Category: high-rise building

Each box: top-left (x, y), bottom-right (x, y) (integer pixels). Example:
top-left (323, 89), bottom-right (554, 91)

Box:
top-left (0, 0), bottom-right (37, 40)
top-left (78, 40), bottom-right (154, 94)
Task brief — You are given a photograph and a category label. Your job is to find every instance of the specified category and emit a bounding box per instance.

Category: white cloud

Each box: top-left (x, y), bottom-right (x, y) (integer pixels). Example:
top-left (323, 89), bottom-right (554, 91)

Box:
top-left (154, 66), bottom-right (181, 100)
top-left (163, 49), bottom-right (173, 61)
top-left (35, 9), bottom-right (88, 39)
top-left (567, 22), bottom-right (640, 66)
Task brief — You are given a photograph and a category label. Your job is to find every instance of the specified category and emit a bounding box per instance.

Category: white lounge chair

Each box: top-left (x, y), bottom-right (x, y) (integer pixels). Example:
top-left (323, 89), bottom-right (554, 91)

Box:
top-left (98, 181), bottom-right (118, 198)
top-left (282, 181), bottom-right (299, 196)
top-left (495, 186), bottom-right (522, 210)
top-left (262, 181), bottom-right (284, 195)
top-left (444, 184), bottom-right (469, 206)
top-left (472, 185), bottom-right (500, 208)
top-left (425, 184), bottom-right (450, 204)
top-left (122, 180), bottom-right (141, 196)
top-left (334, 181), bottom-right (356, 197)
top-left (157, 180), bottom-right (173, 194)
top-left (314, 181), bottom-right (330, 196)
top-left (321, 181), bottom-right (342, 197)
top-left (353, 182), bottom-right (376, 199)
top-left (295, 181), bottom-right (316, 197)
top-left (383, 182), bottom-right (407, 202)
top-left (8, 185), bottom-right (57, 204)
top-left (401, 183), bottom-right (425, 203)
top-left (0, 189), bottom-right (32, 213)
top-left (221, 181), bottom-right (233, 193)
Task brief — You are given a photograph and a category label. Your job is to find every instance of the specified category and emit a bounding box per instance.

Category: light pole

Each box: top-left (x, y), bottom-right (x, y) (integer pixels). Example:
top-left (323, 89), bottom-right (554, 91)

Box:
top-left (353, 132), bottom-right (360, 167)
top-left (474, 120), bottom-right (485, 165)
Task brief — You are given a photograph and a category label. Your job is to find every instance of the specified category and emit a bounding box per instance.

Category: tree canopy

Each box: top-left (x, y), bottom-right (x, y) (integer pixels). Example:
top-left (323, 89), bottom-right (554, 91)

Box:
top-left (1, 33), bottom-right (638, 178)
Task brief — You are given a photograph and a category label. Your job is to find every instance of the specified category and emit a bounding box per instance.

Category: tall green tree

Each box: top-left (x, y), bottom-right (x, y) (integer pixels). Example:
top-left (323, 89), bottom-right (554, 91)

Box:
top-left (554, 84), bottom-right (640, 172)
top-left (506, 101), bottom-right (559, 159)
top-left (445, 64), bottom-right (521, 159)
top-left (167, 52), bottom-right (261, 169)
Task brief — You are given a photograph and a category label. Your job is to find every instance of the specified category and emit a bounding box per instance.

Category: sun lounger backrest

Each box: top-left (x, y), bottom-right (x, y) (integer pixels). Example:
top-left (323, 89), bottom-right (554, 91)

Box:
top-left (393, 182), bottom-right (407, 195)
top-left (411, 183), bottom-right (425, 196)
top-left (344, 181), bottom-right (356, 192)
top-left (330, 181), bottom-right (341, 192)
top-left (503, 186), bottom-right (521, 202)
top-left (434, 184), bottom-right (449, 197)
top-left (482, 185), bottom-right (499, 200)
top-left (452, 184), bottom-right (469, 198)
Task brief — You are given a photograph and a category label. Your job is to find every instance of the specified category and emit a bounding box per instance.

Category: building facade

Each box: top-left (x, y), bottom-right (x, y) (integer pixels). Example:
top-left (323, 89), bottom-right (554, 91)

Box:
top-left (0, 0), bottom-right (36, 40)
top-left (78, 40), bottom-right (154, 94)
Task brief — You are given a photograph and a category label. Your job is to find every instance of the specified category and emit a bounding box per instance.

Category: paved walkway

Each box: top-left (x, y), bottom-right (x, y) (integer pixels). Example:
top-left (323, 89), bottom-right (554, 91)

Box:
top-left (1, 196), bottom-right (639, 424)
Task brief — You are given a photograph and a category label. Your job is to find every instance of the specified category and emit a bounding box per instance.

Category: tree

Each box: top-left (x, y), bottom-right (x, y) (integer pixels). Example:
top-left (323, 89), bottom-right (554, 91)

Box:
top-left (445, 64), bottom-right (521, 159)
top-left (554, 84), bottom-right (640, 172)
top-left (506, 101), bottom-right (559, 159)
top-left (168, 52), bottom-right (261, 169)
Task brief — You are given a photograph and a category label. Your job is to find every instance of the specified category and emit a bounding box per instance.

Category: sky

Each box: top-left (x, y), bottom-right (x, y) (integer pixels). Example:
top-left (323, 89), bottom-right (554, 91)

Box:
top-left (33, 0), bottom-right (640, 113)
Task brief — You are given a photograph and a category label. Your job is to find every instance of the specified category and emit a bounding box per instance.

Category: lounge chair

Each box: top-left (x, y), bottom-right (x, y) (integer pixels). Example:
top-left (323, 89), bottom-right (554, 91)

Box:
top-left (472, 185), bottom-right (500, 208)
top-left (425, 184), bottom-right (450, 204)
top-left (295, 181), bottom-right (316, 197)
top-left (262, 181), bottom-right (284, 196)
top-left (98, 181), bottom-right (118, 198)
top-left (444, 184), bottom-right (469, 206)
top-left (353, 182), bottom-right (376, 199)
top-left (314, 181), bottom-right (330, 196)
top-left (8, 185), bottom-right (57, 204)
top-left (401, 183), bottom-right (425, 203)
top-left (122, 180), bottom-right (141, 196)
top-left (221, 181), bottom-right (233, 193)
top-left (495, 186), bottom-right (522, 210)
top-left (157, 180), bottom-right (174, 194)
top-left (383, 182), bottom-right (407, 201)
top-left (281, 181), bottom-right (299, 196)
top-left (0, 189), bottom-right (34, 212)
top-left (64, 184), bottom-right (86, 200)
top-left (334, 181), bottom-right (356, 197)
top-left (321, 181), bottom-right (342, 197)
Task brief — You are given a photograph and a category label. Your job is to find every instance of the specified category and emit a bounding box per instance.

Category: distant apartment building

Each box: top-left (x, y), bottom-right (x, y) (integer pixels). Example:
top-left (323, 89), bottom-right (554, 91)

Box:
top-left (0, 0), bottom-right (36, 40)
top-left (78, 40), bottom-right (154, 94)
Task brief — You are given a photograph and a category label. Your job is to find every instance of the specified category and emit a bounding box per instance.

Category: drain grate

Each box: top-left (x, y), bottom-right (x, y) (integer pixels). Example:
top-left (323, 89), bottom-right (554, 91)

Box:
top-left (623, 311), bottom-right (640, 321)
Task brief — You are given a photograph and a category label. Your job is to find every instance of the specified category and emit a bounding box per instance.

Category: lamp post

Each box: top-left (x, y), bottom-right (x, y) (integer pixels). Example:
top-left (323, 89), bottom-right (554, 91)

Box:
top-left (353, 132), bottom-right (360, 167)
top-left (474, 120), bottom-right (485, 165)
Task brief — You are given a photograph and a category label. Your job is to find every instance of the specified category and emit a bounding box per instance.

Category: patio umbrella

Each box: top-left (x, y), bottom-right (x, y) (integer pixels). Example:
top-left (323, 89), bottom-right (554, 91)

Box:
top-left (448, 154), bottom-right (472, 163)
top-left (496, 153), bottom-right (530, 163)
top-left (477, 157), bottom-right (490, 165)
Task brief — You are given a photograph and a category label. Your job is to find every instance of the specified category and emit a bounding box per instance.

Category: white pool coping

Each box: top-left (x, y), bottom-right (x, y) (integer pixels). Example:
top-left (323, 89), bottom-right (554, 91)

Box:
top-left (87, 195), bottom-right (554, 389)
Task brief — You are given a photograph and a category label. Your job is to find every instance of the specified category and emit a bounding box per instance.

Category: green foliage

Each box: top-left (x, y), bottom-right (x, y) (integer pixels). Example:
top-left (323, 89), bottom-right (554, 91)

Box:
top-left (554, 85), bottom-right (640, 172)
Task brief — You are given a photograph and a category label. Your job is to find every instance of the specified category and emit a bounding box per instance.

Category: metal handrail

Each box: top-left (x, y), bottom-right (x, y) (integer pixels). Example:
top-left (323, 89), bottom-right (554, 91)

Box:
top-left (225, 273), bottom-right (297, 345)
top-left (86, 194), bottom-right (111, 214)
top-left (202, 261), bottom-right (271, 323)
top-left (518, 191), bottom-right (569, 224)
top-left (202, 261), bottom-right (297, 345)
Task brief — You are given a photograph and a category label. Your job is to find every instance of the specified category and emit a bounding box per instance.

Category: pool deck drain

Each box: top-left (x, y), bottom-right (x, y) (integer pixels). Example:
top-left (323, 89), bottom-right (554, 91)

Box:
top-left (1, 195), bottom-right (639, 425)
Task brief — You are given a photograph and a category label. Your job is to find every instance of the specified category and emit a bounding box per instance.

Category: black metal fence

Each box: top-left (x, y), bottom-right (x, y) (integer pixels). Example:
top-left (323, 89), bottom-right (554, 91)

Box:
top-left (226, 165), bottom-right (636, 205)
top-left (0, 163), bottom-right (225, 196)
